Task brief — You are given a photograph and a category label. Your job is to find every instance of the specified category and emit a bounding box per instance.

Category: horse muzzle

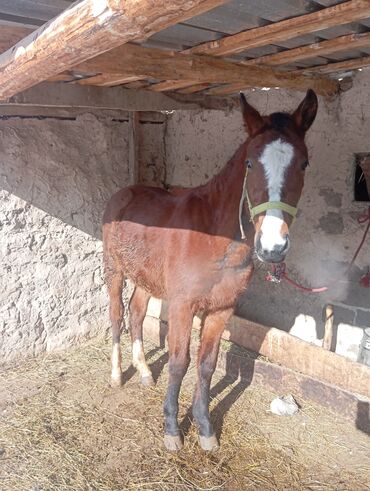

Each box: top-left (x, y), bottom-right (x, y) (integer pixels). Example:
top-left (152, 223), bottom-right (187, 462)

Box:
top-left (255, 233), bottom-right (290, 264)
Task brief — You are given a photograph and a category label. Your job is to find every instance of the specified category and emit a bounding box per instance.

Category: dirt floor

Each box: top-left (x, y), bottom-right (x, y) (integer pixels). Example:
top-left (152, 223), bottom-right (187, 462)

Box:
top-left (0, 334), bottom-right (369, 491)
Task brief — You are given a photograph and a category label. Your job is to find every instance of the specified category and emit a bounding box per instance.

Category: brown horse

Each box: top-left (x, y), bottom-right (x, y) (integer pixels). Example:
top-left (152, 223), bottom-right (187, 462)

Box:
top-left (102, 90), bottom-right (318, 451)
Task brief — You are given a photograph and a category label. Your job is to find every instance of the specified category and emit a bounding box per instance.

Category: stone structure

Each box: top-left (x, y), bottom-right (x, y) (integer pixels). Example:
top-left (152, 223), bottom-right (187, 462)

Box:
top-left (0, 113), bottom-right (164, 362)
top-left (1, 70), bottom-right (370, 362)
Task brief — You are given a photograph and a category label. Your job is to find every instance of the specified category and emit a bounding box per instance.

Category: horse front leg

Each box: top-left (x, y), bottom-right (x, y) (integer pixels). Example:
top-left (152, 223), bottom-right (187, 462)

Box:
top-left (192, 308), bottom-right (233, 451)
top-left (163, 302), bottom-right (193, 451)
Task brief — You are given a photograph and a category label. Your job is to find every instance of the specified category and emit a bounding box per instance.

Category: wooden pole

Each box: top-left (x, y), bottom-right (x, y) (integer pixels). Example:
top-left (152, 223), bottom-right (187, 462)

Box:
top-left (128, 112), bottom-right (140, 185)
top-left (0, 0), bottom-right (230, 100)
top-left (75, 43), bottom-right (339, 97)
top-left (323, 304), bottom-right (334, 351)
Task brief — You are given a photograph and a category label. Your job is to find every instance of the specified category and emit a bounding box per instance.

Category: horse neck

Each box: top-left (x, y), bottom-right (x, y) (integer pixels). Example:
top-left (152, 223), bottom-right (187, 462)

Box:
top-left (203, 142), bottom-right (250, 236)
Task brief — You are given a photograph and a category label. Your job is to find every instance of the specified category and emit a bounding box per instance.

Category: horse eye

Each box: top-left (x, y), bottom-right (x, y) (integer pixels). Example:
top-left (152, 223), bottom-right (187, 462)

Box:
top-left (245, 159), bottom-right (252, 169)
top-left (302, 160), bottom-right (309, 170)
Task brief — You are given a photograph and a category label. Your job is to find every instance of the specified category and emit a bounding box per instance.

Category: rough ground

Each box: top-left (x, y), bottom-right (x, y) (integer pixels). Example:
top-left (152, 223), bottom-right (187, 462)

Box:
top-left (0, 334), bottom-right (369, 491)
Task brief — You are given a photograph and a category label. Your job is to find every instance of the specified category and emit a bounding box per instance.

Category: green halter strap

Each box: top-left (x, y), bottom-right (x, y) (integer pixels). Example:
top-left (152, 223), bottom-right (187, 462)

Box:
top-left (239, 167), bottom-right (298, 239)
top-left (249, 201), bottom-right (298, 220)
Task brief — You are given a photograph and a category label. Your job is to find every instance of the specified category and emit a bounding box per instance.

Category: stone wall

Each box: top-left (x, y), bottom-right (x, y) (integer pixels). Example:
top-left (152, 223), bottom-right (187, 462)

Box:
top-left (164, 70), bottom-right (370, 353)
top-left (0, 113), bottom-right (164, 363)
top-left (2, 71), bottom-right (370, 363)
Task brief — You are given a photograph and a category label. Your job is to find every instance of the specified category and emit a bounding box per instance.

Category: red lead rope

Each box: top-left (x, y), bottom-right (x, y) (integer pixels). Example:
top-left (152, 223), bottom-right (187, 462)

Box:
top-left (266, 205), bottom-right (370, 293)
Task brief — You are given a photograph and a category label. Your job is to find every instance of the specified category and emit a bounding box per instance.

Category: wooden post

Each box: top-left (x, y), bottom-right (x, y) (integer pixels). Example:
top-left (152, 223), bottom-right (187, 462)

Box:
top-left (323, 304), bottom-right (334, 351)
top-left (128, 112), bottom-right (140, 185)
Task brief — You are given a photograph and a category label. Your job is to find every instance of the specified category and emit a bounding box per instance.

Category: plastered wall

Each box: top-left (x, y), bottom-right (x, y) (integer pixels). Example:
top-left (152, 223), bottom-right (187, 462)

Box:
top-left (164, 70), bottom-right (370, 346)
top-left (2, 71), bottom-right (370, 363)
top-left (0, 113), bottom-right (164, 363)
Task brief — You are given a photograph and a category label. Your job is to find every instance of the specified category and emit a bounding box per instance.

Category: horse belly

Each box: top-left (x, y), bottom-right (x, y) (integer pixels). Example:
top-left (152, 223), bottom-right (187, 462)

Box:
top-left (115, 227), bottom-right (167, 298)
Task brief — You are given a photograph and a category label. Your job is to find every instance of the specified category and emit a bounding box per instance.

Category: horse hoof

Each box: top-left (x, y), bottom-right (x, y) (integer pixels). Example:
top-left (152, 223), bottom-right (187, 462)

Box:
top-left (110, 374), bottom-right (123, 388)
top-left (199, 434), bottom-right (219, 451)
top-left (141, 374), bottom-right (155, 387)
top-left (163, 434), bottom-right (183, 451)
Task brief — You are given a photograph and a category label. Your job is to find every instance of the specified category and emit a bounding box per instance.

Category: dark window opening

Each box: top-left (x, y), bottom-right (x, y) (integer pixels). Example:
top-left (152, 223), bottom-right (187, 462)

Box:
top-left (354, 154), bottom-right (370, 202)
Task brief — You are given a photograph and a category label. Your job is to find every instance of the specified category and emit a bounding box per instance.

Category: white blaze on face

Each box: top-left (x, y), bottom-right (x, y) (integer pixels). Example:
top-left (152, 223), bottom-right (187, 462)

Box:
top-left (259, 139), bottom-right (294, 252)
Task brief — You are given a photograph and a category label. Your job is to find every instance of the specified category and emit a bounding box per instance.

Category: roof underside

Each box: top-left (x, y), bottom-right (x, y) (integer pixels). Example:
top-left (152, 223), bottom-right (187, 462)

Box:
top-left (1, 0), bottom-right (370, 97)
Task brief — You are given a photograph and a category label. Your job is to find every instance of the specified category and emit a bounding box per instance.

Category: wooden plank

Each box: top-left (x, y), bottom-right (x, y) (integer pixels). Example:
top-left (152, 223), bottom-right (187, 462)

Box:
top-left (222, 316), bottom-right (370, 399)
top-left (0, 105), bottom-right (165, 121)
top-left (2, 82), bottom-right (236, 112)
top-left (124, 80), bottom-right (151, 90)
top-left (186, 0), bottom-right (370, 57)
top-left (149, 0), bottom-right (367, 94)
top-left (301, 55), bottom-right (370, 74)
top-left (143, 315), bottom-right (370, 430)
top-left (0, 0), bottom-right (231, 99)
top-left (149, 80), bottom-right (199, 92)
top-left (78, 75), bottom-right (146, 87)
top-left (206, 83), bottom-right (252, 95)
top-left (75, 43), bottom-right (339, 96)
top-left (179, 83), bottom-right (216, 94)
top-left (241, 32), bottom-right (370, 67)
top-left (197, 31), bottom-right (370, 95)
top-left (143, 300), bottom-right (370, 399)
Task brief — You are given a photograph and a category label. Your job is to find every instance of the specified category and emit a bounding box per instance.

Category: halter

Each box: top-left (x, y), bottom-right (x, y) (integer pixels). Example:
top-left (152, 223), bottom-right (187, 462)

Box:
top-left (239, 165), bottom-right (298, 239)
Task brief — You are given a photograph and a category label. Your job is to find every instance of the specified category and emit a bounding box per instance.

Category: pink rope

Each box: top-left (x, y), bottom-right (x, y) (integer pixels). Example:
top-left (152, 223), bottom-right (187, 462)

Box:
top-left (267, 206), bottom-right (370, 294)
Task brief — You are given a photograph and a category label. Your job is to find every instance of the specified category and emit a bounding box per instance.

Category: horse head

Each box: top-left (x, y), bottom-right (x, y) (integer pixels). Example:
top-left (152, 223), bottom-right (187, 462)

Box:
top-left (240, 89), bottom-right (318, 263)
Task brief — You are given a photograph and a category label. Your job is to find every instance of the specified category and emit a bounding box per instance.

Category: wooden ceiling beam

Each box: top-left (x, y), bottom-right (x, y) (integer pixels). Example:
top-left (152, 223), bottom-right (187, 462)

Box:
top-left (3, 82), bottom-right (237, 112)
top-left (179, 83), bottom-right (215, 94)
top-left (206, 83), bottom-right (253, 96)
top-left (148, 0), bottom-right (370, 94)
top-left (150, 80), bottom-right (199, 92)
top-left (186, 0), bottom-right (370, 57)
top-left (0, 0), bottom-right (230, 100)
top-left (74, 43), bottom-right (339, 96)
top-left (300, 56), bottom-right (370, 75)
top-left (78, 75), bottom-right (147, 87)
top-left (242, 32), bottom-right (370, 67)
top-left (202, 31), bottom-right (370, 95)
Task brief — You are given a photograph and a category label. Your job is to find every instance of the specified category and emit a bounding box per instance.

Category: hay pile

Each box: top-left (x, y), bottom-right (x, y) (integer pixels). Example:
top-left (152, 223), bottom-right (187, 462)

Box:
top-left (0, 335), bottom-right (369, 490)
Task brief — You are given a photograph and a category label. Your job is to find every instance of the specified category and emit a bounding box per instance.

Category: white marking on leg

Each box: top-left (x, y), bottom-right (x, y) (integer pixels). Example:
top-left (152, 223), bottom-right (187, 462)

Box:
top-left (132, 339), bottom-right (151, 378)
top-left (259, 139), bottom-right (293, 251)
top-left (111, 342), bottom-right (122, 382)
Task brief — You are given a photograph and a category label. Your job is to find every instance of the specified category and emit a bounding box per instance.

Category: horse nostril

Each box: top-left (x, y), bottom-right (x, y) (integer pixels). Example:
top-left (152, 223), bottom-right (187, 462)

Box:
top-left (282, 235), bottom-right (290, 253)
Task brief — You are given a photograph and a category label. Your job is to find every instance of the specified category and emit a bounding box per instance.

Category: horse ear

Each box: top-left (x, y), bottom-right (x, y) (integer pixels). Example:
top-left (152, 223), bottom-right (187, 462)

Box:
top-left (293, 89), bottom-right (318, 134)
top-left (240, 92), bottom-right (264, 136)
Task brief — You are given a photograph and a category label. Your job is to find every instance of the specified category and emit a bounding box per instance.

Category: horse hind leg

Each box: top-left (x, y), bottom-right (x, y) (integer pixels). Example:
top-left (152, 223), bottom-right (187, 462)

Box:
top-left (129, 286), bottom-right (153, 386)
top-left (106, 268), bottom-right (126, 388)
